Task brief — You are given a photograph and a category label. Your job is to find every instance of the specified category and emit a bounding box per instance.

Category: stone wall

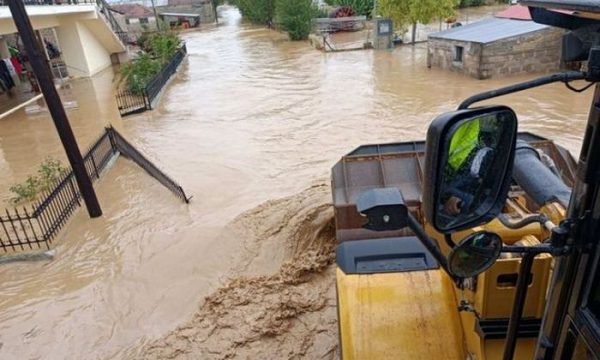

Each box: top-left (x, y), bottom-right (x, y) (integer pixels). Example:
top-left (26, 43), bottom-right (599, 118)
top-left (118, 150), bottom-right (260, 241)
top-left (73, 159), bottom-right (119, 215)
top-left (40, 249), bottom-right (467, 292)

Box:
top-left (427, 38), bottom-right (483, 78)
top-left (427, 27), bottom-right (564, 79)
top-left (479, 27), bottom-right (563, 79)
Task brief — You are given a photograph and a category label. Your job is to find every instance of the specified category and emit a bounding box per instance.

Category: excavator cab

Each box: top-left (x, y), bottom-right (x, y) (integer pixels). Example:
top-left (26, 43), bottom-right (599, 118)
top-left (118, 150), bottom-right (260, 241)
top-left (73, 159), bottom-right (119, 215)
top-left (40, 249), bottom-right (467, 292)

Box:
top-left (332, 1), bottom-right (600, 359)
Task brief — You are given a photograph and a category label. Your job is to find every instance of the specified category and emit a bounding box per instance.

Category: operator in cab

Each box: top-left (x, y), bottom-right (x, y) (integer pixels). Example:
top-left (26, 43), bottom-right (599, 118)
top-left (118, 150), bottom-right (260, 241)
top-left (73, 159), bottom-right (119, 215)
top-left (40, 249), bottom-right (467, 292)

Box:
top-left (442, 117), bottom-right (496, 216)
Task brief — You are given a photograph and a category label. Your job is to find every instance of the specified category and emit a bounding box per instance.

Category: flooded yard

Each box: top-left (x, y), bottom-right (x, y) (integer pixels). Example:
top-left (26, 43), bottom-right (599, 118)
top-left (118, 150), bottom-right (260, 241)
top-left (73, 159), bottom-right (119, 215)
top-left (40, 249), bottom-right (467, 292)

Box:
top-left (0, 5), bottom-right (592, 359)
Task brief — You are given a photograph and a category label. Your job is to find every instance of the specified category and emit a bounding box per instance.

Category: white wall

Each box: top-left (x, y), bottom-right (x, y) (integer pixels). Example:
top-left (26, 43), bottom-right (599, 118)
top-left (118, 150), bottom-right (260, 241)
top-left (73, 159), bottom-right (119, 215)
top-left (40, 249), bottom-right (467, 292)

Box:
top-left (1, 6), bottom-right (124, 78)
top-left (56, 20), bottom-right (112, 77)
top-left (0, 16), bottom-right (61, 36)
top-left (0, 37), bottom-right (9, 59)
top-left (55, 21), bottom-right (89, 77)
top-left (78, 22), bottom-right (112, 76)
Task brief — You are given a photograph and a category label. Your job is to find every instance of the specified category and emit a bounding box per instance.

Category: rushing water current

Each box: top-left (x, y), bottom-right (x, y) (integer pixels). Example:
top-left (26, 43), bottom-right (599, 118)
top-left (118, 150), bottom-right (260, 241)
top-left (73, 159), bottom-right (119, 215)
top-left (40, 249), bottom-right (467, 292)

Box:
top-left (0, 5), bottom-right (593, 359)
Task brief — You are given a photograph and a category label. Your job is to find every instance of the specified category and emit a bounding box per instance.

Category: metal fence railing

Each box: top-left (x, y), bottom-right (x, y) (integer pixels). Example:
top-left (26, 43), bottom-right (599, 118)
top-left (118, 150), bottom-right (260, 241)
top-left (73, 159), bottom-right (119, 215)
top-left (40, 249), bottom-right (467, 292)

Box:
top-left (115, 89), bottom-right (148, 117)
top-left (115, 44), bottom-right (187, 117)
top-left (0, 131), bottom-right (116, 253)
top-left (0, 127), bottom-right (189, 254)
top-left (146, 43), bottom-right (187, 106)
top-left (108, 128), bottom-right (190, 203)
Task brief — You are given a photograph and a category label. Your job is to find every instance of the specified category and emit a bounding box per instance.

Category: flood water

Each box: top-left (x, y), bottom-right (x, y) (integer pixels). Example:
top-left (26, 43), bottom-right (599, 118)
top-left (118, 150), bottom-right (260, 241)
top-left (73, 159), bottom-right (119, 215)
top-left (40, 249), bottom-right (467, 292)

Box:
top-left (0, 5), bottom-right (592, 359)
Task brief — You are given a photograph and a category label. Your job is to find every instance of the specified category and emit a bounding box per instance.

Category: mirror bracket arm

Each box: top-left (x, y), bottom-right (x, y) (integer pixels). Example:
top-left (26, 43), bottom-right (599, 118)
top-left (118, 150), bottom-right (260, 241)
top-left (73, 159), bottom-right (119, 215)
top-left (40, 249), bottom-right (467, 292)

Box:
top-left (458, 71), bottom-right (587, 110)
top-left (406, 213), bottom-right (456, 280)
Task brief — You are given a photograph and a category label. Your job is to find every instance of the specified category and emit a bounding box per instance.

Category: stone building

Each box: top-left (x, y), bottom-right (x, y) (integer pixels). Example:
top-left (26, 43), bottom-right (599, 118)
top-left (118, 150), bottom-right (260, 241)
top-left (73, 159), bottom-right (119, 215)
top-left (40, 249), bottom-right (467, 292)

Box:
top-left (111, 4), bottom-right (158, 36)
top-left (427, 16), bottom-right (563, 79)
top-left (158, 0), bottom-right (215, 24)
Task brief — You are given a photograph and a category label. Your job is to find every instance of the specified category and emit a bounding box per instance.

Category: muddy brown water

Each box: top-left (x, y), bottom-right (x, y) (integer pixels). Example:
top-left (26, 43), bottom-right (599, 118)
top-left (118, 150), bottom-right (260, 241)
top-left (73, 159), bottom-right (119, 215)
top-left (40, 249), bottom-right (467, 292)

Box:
top-left (0, 5), bottom-right (592, 359)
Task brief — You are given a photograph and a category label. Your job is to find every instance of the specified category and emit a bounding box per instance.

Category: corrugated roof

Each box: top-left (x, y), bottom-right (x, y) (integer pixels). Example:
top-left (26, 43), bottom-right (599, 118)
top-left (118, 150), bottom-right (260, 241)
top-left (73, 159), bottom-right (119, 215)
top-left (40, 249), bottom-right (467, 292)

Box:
top-left (428, 18), bottom-right (549, 44)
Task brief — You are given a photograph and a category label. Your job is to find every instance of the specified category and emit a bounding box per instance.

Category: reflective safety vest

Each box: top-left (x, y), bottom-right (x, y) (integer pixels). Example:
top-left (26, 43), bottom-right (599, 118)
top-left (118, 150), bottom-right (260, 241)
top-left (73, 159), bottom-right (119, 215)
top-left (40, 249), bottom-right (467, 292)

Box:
top-left (448, 119), bottom-right (480, 171)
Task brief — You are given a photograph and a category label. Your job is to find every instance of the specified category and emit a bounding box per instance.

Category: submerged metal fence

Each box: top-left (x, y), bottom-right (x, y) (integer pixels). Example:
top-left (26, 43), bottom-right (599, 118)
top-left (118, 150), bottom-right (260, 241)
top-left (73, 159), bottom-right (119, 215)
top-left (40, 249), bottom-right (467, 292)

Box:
top-left (116, 44), bottom-right (187, 117)
top-left (0, 127), bottom-right (189, 254)
top-left (109, 128), bottom-right (190, 203)
top-left (0, 131), bottom-right (116, 253)
top-left (115, 89), bottom-right (148, 117)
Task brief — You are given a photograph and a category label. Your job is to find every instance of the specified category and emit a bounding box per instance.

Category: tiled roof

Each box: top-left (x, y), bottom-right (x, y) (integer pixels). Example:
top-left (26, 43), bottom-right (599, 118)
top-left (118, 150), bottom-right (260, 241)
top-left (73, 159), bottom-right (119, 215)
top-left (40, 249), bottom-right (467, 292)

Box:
top-left (110, 4), bottom-right (154, 18)
top-left (495, 5), bottom-right (532, 20)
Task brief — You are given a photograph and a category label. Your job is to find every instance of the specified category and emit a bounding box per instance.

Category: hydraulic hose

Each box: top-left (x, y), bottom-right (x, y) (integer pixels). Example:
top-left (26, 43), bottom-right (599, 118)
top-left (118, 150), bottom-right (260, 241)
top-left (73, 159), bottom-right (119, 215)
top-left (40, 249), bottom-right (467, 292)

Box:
top-left (497, 213), bottom-right (549, 230)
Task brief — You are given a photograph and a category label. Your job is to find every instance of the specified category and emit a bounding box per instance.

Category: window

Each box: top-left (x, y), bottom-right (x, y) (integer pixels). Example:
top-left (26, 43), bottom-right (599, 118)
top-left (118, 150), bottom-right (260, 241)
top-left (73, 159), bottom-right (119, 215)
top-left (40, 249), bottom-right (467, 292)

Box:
top-left (125, 18), bottom-right (130, 25)
top-left (454, 46), bottom-right (464, 63)
top-left (139, 17), bottom-right (149, 24)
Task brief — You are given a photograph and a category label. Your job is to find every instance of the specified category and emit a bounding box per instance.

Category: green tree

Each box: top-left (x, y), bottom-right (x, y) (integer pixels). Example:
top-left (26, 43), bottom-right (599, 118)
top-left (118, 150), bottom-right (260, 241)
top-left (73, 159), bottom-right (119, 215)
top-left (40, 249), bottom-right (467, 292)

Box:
top-left (377, 0), bottom-right (459, 43)
top-left (275, 0), bottom-right (314, 40)
top-left (235, 0), bottom-right (276, 25)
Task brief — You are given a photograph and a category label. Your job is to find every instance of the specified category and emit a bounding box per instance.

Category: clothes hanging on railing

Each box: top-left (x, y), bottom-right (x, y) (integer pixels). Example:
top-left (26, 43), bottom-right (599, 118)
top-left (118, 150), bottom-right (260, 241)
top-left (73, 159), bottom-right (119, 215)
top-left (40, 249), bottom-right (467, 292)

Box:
top-left (10, 56), bottom-right (22, 77)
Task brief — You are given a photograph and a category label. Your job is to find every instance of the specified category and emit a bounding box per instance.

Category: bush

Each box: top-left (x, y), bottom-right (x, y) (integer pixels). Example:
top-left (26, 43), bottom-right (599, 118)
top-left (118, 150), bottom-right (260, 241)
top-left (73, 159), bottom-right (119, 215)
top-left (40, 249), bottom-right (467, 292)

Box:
top-left (236, 0), bottom-right (276, 24)
top-left (9, 157), bottom-right (66, 205)
top-left (120, 53), bottom-right (162, 94)
top-left (146, 31), bottom-right (182, 64)
top-left (121, 30), bottom-right (182, 95)
top-left (275, 0), bottom-right (315, 40)
top-left (324, 0), bottom-right (374, 17)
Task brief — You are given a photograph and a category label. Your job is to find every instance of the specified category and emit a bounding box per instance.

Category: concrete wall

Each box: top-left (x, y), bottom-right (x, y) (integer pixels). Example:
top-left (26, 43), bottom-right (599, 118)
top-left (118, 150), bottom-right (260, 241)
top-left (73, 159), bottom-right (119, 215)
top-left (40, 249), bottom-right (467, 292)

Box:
top-left (56, 21), bottom-right (112, 77)
top-left (0, 15), bottom-right (61, 35)
top-left (78, 22), bottom-right (112, 75)
top-left (427, 38), bottom-right (483, 78)
top-left (427, 27), bottom-right (563, 79)
top-left (0, 6), bottom-right (125, 78)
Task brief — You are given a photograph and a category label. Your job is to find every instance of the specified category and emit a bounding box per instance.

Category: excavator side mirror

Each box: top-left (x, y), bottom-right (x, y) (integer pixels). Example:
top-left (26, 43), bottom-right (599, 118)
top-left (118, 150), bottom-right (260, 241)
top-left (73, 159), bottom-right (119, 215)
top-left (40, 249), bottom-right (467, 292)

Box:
top-left (447, 231), bottom-right (503, 278)
top-left (423, 106), bottom-right (518, 233)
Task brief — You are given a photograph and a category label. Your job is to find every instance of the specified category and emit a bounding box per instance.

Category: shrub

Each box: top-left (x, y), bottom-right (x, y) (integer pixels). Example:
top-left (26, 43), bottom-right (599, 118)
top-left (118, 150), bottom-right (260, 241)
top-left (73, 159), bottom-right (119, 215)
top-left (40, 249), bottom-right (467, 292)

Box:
top-left (275, 0), bottom-right (315, 40)
top-left (121, 30), bottom-right (182, 95)
top-left (9, 157), bottom-right (67, 205)
top-left (120, 53), bottom-right (162, 95)
top-left (146, 31), bottom-right (182, 64)
top-left (236, 0), bottom-right (276, 25)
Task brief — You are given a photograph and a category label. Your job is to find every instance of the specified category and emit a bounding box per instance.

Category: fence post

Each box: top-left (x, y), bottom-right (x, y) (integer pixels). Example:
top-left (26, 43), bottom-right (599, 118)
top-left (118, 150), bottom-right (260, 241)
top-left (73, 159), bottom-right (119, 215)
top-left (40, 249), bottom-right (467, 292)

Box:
top-left (90, 154), bottom-right (100, 179)
top-left (144, 89), bottom-right (152, 110)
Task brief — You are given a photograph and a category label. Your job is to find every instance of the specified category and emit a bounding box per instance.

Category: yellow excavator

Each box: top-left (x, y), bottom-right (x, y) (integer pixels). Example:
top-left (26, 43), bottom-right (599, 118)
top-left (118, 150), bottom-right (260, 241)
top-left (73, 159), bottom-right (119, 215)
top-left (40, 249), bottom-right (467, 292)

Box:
top-left (331, 2), bottom-right (600, 359)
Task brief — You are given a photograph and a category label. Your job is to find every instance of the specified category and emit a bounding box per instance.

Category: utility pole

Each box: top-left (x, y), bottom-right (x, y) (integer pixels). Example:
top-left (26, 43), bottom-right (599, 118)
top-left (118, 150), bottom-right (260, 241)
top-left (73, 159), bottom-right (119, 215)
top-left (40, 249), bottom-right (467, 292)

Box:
top-left (150, 0), bottom-right (160, 31)
top-left (7, 0), bottom-right (102, 218)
